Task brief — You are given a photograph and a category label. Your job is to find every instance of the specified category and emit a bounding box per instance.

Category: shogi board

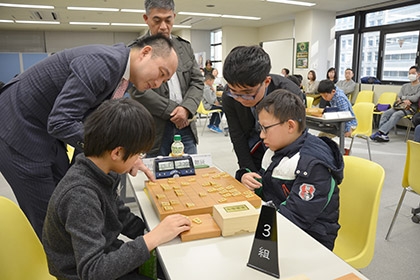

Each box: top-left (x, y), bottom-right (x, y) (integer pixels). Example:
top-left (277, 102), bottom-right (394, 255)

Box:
top-left (145, 167), bottom-right (261, 220)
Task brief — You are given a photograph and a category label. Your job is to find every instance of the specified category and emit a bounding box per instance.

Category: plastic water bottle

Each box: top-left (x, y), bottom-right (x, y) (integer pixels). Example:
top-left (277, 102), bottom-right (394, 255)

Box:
top-left (170, 134), bottom-right (184, 157)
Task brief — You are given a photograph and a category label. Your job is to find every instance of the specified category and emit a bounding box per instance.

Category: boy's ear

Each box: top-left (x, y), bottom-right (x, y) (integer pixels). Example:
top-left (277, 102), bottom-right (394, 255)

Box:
top-left (287, 119), bottom-right (299, 132)
top-left (110, 147), bottom-right (124, 161)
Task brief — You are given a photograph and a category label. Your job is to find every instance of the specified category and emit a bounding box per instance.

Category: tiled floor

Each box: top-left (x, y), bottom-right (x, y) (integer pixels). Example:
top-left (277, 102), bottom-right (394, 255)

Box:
top-left (1, 117), bottom-right (419, 280)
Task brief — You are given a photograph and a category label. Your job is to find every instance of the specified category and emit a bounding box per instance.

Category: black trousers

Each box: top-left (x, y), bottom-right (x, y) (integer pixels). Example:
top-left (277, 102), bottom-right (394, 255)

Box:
top-left (0, 138), bottom-right (70, 240)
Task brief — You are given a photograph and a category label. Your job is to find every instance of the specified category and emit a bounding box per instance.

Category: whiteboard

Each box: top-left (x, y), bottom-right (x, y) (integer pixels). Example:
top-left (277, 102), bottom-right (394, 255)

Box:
top-left (262, 39), bottom-right (294, 76)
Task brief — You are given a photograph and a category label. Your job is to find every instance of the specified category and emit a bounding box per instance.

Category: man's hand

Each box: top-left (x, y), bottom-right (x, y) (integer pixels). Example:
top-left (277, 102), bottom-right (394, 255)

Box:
top-left (170, 106), bottom-right (190, 129)
top-left (129, 156), bottom-right (156, 182)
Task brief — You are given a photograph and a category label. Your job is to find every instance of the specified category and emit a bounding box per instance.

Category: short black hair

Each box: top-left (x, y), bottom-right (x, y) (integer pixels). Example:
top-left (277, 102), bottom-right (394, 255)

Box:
top-left (318, 79), bottom-right (336, 94)
top-left (282, 68), bottom-right (290, 75)
top-left (410, 65), bottom-right (420, 73)
top-left (132, 34), bottom-right (174, 58)
top-left (256, 89), bottom-right (306, 133)
top-left (145, 0), bottom-right (174, 14)
top-left (84, 98), bottom-right (155, 161)
top-left (223, 45), bottom-right (271, 87)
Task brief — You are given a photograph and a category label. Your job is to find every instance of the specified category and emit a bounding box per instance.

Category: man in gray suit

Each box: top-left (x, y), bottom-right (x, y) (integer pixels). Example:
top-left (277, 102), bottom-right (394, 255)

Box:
top-left (0, 35), bottom-right (178, 239)
top-left (130, 0), bottom-right (204, 157)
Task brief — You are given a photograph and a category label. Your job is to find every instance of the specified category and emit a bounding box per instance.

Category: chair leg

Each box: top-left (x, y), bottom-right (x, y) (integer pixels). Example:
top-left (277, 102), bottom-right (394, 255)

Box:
top-left (201, 115), bottom-right (209, 136)
top-left (385, 188), bottom-right (408, 240)
top-left (366, 137), bottom-right (372, 161)
top-left (348, 136), bottom-right (355, 155)
top-left (405, 124), bottom-right (412, 142)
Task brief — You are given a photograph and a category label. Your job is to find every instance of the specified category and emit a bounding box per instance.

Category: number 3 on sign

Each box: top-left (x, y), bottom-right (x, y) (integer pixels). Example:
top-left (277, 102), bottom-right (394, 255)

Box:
top-left (263, 224), bottom-right (271, 238)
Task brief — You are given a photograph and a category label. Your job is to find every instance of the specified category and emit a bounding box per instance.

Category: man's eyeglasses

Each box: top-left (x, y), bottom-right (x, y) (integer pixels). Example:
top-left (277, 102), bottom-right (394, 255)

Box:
top-left (227, 83), bottom-right (263, 100)
top-left (258, 121), bottom-right (284, 134)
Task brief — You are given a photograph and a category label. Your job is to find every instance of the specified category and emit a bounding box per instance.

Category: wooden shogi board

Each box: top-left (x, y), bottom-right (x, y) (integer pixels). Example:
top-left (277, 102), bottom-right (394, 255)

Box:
top-left (145, 167), bottom-right (261, 220)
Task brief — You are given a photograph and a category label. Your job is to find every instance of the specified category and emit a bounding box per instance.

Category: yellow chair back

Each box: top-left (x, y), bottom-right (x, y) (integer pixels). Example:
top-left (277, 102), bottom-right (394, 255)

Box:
top-left (354, 90), bottom-right (374, 104)
top-left (349, 102), bottom-right (375, 160)
top-left (0, 197), bottom-right (55, 280)
top-left (306, 96), bottom-right (314, 108)
top-left (385, 140), bottom-right (420, 239)
top-left (376, 91), bottom-right (397, 107)
top-left (333, 156), bottom-right (385, 269)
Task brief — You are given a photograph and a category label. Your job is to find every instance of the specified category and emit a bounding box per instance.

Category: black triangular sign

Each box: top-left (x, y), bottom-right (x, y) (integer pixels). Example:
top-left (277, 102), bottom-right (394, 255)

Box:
top-left (247, 203), bottom-right (279, 278)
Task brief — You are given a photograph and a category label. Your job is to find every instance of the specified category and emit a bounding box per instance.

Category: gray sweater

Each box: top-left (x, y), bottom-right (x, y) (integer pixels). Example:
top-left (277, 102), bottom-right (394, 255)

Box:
top-left (42, 154), bottom-right (149, 280)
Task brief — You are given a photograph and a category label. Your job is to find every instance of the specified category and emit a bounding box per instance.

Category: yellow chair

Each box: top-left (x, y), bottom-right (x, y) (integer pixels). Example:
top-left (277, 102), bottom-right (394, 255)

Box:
top-left (385, 140), bottom-right (420, 240)
top-left (333, 156), bottom-right (385, 269)
top-left (196, 101), bottom-right (222, 135)
top-left (348, 102), bottom-right (375, 160)
top-left (373, 92), bottom-right (397, 127)
top-left (0, 196), bottom-right (55, 280)
top-left (306, 96), bottom-right (314, 108)
top-left (354, 90), bottom-right (374, 104)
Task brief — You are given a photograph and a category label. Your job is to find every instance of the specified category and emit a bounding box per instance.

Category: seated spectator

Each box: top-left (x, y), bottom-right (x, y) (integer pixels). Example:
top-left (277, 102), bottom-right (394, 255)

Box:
top-left (202, 74), bottom-right (224, 133)
top-left (370, 66), bottom-right (420, 142)
top-left (336, 68), bottom-right (356, 98)
top-left (320, 67), bottom-right (338, 108)
top-left (42, 98), bottom-right (191, 280)
top-left (281, 68), bottom-right (290, 77)
top-left (203, 59), bottom-right (214, 76)
top-left (318, 79), bottom-right (357, 137)
top-left (304, 70), bottom-right (320, 105)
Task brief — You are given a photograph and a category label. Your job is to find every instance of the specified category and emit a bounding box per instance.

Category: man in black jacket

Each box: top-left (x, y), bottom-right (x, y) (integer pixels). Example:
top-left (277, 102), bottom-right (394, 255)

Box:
top-left (222, 45), bottom-right (305, 180)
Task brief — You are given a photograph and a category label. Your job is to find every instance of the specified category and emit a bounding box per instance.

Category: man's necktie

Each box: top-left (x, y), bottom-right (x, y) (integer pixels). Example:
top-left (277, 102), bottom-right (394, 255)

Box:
top-left (112, 78), bottom-right (129, 99)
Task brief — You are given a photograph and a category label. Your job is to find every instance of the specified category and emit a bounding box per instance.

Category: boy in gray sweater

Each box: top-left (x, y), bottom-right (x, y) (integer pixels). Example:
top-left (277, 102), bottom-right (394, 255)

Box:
top-left (42, 98), bottom-right (191, 280)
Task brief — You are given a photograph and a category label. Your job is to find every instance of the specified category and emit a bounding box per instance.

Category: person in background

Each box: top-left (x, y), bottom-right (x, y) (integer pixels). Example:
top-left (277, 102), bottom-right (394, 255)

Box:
top-left (414, 125), bottom-right (420, 142)
top-left (336, 68), bottom-right (356, 98)
top-left (202, 74), bottom-right (224, 133)
top-left (240, 90), bottom-right (343, 250)
top-left (222, 45), bottom-right (305, 180)
top-left (129, 0), bottom-right (204, 157)
top-left (203, 59), bottom-right (215, 76)
top-left (304, 70), bottom-right (321, 105)
top-left (370, 66), bottom-right (420, 142)
top-left (326, 67), bottom-right (338, 84)
top-left (321, 67), bottom-right (338, 108)
top-left (43, 98), bottom-right (191, 280)
top-left (281, 68), bottom-right (290, 77)
top-left (318, 79), bottom-right (357, 138)
top-left (0, 35), bottom-right (175, 239)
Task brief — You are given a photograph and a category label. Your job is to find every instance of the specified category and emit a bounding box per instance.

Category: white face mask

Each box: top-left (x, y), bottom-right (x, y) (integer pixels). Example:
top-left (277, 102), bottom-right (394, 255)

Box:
top-left (408, 74), bottom-right (418, 82)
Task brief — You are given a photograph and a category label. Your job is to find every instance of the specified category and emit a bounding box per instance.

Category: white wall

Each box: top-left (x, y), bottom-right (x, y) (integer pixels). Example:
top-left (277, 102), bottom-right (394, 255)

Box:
top-left (221, 26), bottom-right (259, 60)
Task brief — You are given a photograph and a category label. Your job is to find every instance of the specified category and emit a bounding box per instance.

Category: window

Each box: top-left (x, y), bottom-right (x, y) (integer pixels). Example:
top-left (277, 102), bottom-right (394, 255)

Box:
top-left (365, 4), bottom-right (420, 27)
top-left (335, 2), bottom-right (420, 84)
top-left (210, 29), bottom-right (223, 76)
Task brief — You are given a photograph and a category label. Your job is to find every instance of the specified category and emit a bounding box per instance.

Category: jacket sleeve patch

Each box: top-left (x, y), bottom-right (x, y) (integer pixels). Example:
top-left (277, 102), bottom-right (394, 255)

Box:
top-left (299, 183), bottom-right (316, 201)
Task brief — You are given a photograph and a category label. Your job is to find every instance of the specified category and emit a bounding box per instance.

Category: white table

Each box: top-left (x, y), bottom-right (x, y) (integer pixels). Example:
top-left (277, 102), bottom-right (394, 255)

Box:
top-left (129, 174), bottom-right (369, 280)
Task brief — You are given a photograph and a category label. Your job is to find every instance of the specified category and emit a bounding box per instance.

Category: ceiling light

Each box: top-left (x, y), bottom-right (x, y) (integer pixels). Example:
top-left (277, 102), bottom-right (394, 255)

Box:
top-left (221, 15), bottom-right (261, 20)
top-left (173, 25), bottom-right (192, 29)
top-left (67, 7), bottom-right (119, 12)
top-left (178, 12), bottom-right (221, 17)
top-left (69, 22), bottom-right (110, 26)
top-left (266, 0), bottom-right (316, 7)
top-left (0, 19), bottom-right (13, 23)
top-left (111, 23), bottom-right (148, 27)
top-left (15, 20), bottom-right (59, 24)
top-left (120, 9), bottom-right (146, 13)
top-left (0, 3), bottom-right (54, 9)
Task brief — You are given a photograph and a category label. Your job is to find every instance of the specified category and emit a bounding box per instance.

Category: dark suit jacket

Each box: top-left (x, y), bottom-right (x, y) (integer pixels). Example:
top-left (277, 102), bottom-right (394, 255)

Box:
top-left (130, 34), bottom-right (204, 155)
top-left (0, 43), bottom-right (129, 160)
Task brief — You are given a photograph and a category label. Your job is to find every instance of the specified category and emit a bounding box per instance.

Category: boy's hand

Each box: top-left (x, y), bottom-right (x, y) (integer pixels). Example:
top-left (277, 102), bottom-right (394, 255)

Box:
top-left (241, 172), bottom-right (262, 191)
top-left (129, 156), bottom-right (156, 182)
top-left (143, 214), bottom-right (191, 250)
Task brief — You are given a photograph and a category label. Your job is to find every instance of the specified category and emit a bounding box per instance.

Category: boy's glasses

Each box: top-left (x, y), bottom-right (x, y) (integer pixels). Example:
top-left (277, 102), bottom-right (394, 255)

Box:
top-left (258, 121), bottom-right (284, 134)
top-left (227, 83), bottom-right (263, 100)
